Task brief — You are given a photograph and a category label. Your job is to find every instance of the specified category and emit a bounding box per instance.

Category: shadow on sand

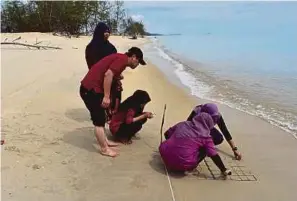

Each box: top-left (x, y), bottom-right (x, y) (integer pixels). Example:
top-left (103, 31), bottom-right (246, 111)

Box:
top-left (63, 126), bottom-right (98, 153)
top-left (65, 108), bottom-right (90, 123)
top-left (149, 151), bottom-right (186, 179)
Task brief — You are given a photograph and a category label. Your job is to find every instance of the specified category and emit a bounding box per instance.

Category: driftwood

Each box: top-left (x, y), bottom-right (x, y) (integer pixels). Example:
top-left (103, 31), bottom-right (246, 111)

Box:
top-left (12, 36), bottom-right (21, 42)
top-left (1, 36), bottom-right (62, 50)
top-left (1, 42), bottom-right (62, 49)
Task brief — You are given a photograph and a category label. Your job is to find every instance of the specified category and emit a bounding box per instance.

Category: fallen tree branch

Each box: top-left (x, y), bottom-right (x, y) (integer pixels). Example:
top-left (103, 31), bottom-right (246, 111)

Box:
top-left (33, 41), bottom-right (42, 45)
top-left (12, 36), bottom-right (21, 42)
top-left (1, 42), bottom-right (62, 50)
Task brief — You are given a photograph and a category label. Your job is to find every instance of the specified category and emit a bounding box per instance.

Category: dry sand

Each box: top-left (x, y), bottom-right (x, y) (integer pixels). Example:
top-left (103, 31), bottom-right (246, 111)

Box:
top-left (1, 33), bottom-right (297, 201)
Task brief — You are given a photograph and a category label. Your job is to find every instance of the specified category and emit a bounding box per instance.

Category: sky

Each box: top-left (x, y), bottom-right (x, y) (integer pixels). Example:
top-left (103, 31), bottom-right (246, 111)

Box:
top-left (124, 1), bottom-right (297, 34)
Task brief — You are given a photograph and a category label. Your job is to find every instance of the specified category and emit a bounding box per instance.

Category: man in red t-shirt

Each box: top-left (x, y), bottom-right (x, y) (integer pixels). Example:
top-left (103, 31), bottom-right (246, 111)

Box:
top-left (80, 47), bottom-right (146, 157)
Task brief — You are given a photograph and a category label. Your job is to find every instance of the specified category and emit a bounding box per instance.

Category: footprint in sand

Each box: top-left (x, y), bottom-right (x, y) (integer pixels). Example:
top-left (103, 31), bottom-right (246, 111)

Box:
top-left (32, 164), bottom-right (42, 170)
top-left (130, 175), bottom-right (148, 189)
top-left (4, 145), bottom-right (21, 153)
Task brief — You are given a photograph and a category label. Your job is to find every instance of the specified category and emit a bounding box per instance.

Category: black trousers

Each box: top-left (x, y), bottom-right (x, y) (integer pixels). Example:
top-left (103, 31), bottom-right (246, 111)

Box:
top-left (115, 119), bottom-right (147, 140)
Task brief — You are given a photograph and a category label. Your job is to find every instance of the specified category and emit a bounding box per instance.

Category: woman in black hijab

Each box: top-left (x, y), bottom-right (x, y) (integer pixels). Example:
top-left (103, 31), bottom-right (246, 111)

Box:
top-left (109, 90), bottom-right (153, 144)
top-left (85, 22), bottom-right (117, 69)
top-left (85, 22), bottom-right (121, 116)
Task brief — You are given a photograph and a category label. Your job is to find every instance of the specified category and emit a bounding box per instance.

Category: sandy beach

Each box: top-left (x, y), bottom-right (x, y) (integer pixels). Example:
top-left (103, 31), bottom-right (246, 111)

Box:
top-left (1, 33), bottom-right (297, 201)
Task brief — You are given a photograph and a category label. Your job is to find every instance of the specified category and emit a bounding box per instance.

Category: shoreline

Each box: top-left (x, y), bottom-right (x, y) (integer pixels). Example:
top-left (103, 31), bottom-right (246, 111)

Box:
top-left (1, 33), bottom-right (297, 201)
top-left (141, 54), bottom-right (297, 143)
top-left (145, 37), bottom-right (297, 138)
top-left (121, 59), bottom-right (297, 201)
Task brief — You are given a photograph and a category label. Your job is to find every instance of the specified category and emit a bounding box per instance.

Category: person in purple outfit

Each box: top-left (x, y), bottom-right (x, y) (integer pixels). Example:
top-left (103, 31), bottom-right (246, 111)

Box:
top-left (159, 111), bottom-right (231, 176)
top-left (187, 103), bottom-right (242, 162)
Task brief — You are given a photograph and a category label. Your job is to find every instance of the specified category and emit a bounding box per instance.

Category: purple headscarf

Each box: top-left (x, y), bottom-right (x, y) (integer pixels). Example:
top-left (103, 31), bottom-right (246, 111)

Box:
top-left (194, 103), bottom-right (221, 124)
top-left (170, 112), bottom-right (215, 139)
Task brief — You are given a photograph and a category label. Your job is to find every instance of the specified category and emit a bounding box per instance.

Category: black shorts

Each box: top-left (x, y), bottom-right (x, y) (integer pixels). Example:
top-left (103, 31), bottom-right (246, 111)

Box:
top-left (80, 85), bottom-right (106, 127)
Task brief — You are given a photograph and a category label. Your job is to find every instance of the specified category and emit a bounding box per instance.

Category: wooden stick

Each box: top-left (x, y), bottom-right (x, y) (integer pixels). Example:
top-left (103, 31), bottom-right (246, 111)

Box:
top-left (33, 41), bottom-right (42, 45)
top-left (158, 104), bottom-right (176, 201)
top-left (12, 36), bottom-right (21, 42)
top-left (1, 42), bottom-right (62, 50)
top-left (160, 104), bottom-right (167, 145)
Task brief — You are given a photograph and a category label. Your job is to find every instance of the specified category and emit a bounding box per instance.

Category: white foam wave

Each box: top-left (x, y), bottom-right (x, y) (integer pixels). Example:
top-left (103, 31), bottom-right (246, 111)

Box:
top-left (149, 41), bottom-right (297, 138)
top-left (155, 46), bottom-right (213, 98)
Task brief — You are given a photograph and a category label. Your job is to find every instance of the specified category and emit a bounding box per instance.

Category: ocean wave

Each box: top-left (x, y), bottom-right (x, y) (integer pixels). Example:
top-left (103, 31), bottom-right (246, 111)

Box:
top-left (156, 46), bottom-right (214, 98)
top-left (149, 39), bottom-right (297, 138)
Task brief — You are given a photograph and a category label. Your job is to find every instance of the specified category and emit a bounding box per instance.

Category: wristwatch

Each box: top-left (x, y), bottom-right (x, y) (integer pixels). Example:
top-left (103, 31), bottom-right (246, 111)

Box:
top-left (232, 147), bottom-right (238, 151)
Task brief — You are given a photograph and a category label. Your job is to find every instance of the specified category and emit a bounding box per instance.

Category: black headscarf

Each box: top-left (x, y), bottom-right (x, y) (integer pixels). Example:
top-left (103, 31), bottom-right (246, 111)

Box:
top-left (85, 22), bottom-right (117, 69)
top-left (90, 22), bottom-right (110, 45)
top-left (118, 90), bottom-right (151, 114)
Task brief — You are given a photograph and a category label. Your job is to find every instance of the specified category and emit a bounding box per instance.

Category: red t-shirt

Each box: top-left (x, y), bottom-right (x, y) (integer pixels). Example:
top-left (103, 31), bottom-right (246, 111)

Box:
top-left (109, 109), bottom-right (136, 135)
top-left (81, 53), bottom-right (128, 93)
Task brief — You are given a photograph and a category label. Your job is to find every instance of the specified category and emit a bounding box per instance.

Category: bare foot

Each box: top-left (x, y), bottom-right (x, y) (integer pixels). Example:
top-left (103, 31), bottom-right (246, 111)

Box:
top-left (100, 147), bottom-right (118, 157)
top-left (119, 139), bottom-right (132, 145)
top-left (106, 140), bottom-right (119, 147)
top-left (109, 146), bottom-right (119, 151)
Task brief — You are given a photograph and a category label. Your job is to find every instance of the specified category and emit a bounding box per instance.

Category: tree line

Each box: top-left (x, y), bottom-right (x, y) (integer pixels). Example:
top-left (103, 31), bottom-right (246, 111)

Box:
top-left (1, 1), bottom-right (146, 37)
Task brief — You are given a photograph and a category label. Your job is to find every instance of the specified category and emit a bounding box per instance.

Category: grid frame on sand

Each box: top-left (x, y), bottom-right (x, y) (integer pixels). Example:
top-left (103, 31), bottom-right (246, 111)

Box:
top-left (187, 157), bottom-right (257, 182)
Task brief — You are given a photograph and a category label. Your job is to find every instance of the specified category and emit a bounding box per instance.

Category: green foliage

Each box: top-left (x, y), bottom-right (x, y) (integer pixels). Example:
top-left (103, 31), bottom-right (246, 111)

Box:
top-left (124, 17), bottom-right (146, 37)
top-left (0, 0), bottom-right (145, 37)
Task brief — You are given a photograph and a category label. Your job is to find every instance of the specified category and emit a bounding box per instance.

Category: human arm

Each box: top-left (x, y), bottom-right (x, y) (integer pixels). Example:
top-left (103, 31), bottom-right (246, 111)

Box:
top-left (125, 110), bottom-right (152, 124)
top-left (102, 56), bottom-right (125, 108)
top-left (101, 69), bottom-right (114, 108)
top-left (187, 110), bottom-right (196, 121)
top-left (132, 113), bottom-right (149, 123)
top-left (226, 140), bottom-right (242, 160)
top-left (187, 105), bottom-right (202, 121)
top-left (210, 154), bottom-right (231, 176)
top-left (217, 116), bottom-right (242, 160)
top-left (204, 139), bottom-right (231, 175)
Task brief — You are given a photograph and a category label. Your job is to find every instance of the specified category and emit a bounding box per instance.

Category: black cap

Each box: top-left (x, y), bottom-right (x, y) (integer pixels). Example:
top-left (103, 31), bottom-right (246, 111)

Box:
top-left (128, 47), bottom-right (146, 65)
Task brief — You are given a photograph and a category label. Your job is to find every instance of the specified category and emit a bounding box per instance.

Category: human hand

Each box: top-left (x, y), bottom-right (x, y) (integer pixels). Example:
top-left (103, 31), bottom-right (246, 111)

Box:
top-left (233, 150), bottom-right (242, 160)
top-left (222, 169), bottom-right (232, 176)
top-left (144, 112), bottom-right (154, 119)
top-left (101, 96), bottom-right (111, 108)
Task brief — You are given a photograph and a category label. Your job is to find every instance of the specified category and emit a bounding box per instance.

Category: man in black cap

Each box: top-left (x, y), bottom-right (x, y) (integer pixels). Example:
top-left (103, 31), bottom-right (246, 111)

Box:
top-left (80, 47), bottom-right (146, 157)
top-left (126, 47), bottom-right (146, 65)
